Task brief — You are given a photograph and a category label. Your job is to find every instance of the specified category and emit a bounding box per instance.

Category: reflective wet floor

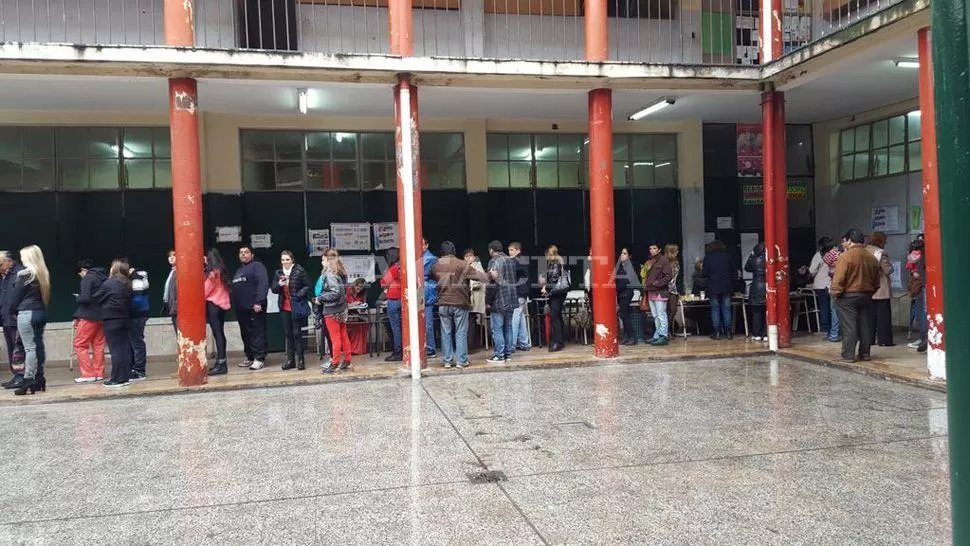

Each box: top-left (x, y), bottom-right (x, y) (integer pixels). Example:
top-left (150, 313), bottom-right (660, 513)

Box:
top-left (0, 357), bottom-right (951, 544)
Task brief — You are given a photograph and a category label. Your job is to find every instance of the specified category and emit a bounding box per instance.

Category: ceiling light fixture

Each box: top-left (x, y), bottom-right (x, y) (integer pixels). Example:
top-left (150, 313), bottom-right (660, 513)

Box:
top-left (629, 97), bottom-right (676, 121)
top-left (297, 88), bottom-right (308, 114)
top-left (892, 58), bottom-right (919, 69)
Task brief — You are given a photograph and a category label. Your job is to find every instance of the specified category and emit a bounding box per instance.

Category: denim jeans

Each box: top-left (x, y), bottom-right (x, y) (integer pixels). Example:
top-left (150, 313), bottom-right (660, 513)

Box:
top-left (425, 305), bottom-right (436, 353)
top-left (815, 289), bottom-right (832, 334)
top-left (829, 297), bottom-right (841, 339)
top-left (648, 298), bottom-right (669, 338)
top-left (490, 309), bottom-right (514, 359)
top-left (710, 294), bottom-right (733, 334)
top-left (915, 289), bottom-right (928, 341)
top-left (511, 297), bottom-right (532, 349)
top-left (439, 305), bottom-right (469, 364)
top-left (387, 299), bottom-right (403, 353)
top-left (17, 309), bottom-right (46, 380)
top-left (129, 316), bottom-right (148, 374)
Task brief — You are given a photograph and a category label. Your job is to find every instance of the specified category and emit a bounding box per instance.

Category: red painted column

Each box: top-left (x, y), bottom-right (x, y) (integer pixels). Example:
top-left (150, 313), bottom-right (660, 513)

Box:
top-left (388, 0), bottom-right (414, 57)
top-left (164, 0), bottom-right (207, 385)
top-left (772, 92), bottom-right (791, 348)
top-left (917, 27), bottom-right (946, 379)
top-left (762, 91), bottom-right (778, 347)
top-left (585, 0), bottom-right (618, 357)
top-left (759, 0), bottom-right (783, 63)
top-left (393, 77), bottom-right (427, 374)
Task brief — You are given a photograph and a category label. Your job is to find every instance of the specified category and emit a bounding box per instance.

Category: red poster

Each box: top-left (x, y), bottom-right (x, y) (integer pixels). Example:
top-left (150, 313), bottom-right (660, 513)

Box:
top-left (737, 124), bottom-right (763, 177)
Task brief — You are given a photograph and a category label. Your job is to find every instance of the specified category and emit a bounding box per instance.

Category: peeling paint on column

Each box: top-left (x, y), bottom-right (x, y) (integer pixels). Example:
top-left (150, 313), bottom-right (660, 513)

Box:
top-left (595, 323), bottom-right (610, 339)
top-left (174, 91), bottom-right (197, 115)
top-left (177, 333), bottom-right (207, 386)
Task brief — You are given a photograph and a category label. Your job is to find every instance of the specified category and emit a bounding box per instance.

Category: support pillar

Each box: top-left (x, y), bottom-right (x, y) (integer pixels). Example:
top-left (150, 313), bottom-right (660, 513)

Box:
top-left (761, 89), bottom-right (789, 350)
top-left (394, 76), bottom-right (427, 376)
top-left (762, 91), bottom-right (778, 351)
top-left (932, 0), bottom-right (970, 538)
top-left (917, 27), bottom-right (946, 380)
top-left (164, 0), bottom-right (207, 386)
top-left (585, 0), bottom-right (618, 357)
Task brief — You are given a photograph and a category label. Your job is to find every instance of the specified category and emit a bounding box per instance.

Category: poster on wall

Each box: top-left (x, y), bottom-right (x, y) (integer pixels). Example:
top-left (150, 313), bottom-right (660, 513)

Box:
top-left (215, 226), bottom-right (242, 243)
top-left (741, 179), bottom-right (809, 205)
top-left (737, 124), bottom-right (764, 177)
top-left (870, 205), bottom-right (901, 233)
top-left (910, 205), bottom-right (924, 233)
top-left (342, 255), bottom-right (377, 283)
top-left (308, 229), bottom-right (331, 257)
top-left (330, 223), bottom-right (371, 251)
top-left (373, 222), bottom-right (399, 251)
top-left (250, 233), bottom-right (272, 249)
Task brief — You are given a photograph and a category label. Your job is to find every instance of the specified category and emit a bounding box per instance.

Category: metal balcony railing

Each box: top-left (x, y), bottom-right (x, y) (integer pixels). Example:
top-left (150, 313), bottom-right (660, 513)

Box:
top-left (0, 0), bottom-right (909, 65)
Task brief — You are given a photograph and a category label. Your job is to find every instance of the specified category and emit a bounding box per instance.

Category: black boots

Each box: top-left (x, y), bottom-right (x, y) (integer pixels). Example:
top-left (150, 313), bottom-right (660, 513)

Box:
top-left (3, 375), bottom-right (24, 389)
top-left (296, 353), bottom-right (306, 371)
top-left (384, 352), bottom-right (402, 362)
top-left (14, 375), bottom-right (45, 396)
top-left (281, 359), bottom-right (296, 371)
top-left (208, 359), bottom-right (228, 376)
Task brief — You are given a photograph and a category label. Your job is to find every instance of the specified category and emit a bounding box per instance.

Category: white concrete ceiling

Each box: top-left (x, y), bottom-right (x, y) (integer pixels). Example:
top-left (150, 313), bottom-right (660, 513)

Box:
top-left (0, 34), bottom-right (919, 124)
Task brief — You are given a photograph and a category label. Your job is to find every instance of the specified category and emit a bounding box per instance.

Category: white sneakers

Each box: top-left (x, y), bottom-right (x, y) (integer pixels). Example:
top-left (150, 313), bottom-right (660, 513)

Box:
top-left (74, 376), bottom-right (103, 384)
top-left (248, 360), bottom-right (266, 370)
top-left (907, 340), bottom-right (921, 349)
top-left (238, 360), bottom-right (253, 368)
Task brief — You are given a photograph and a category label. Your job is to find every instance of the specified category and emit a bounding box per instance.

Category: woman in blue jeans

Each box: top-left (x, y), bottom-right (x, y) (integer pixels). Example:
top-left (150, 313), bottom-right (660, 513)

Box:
top-left (9, 245), bottom-right (51, 396)
top-left (380, 248), bottom-right (403, 362)
top-left (701, 240), bottom-right (734, 340)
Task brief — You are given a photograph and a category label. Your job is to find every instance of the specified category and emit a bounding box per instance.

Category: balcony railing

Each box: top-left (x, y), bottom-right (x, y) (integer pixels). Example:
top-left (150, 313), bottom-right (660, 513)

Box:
top-left (0, 0), bottom-right (909, 65)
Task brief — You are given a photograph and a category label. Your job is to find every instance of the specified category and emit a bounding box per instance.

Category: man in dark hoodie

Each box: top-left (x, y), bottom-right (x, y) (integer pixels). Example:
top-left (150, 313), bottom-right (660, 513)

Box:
top-left (73, 259), bottom-right (108, 383)
top-left (0, 251), bottom-right (25, 388)
top-left (126, 260), bottom-right (150, 380)
top-left (232, 245), bottom-right (269, 370)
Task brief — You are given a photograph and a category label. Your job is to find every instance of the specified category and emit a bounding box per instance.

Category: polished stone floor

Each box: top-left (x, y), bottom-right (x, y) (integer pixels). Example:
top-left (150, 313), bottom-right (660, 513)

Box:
top-left (0, 356), bottom-right (951, 544)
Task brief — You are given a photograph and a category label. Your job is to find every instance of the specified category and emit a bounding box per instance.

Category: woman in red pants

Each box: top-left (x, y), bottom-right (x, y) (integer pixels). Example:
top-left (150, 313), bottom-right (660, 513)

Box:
top-left (317, 249), bottom-right (350, 373)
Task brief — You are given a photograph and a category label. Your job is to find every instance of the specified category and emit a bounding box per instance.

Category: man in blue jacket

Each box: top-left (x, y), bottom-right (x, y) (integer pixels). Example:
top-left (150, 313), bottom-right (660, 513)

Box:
top-left (422, 238), bottom-right (438, 358)
top-left (127, 261), bottom-right (150, 380)
top-left (232, 245), bottom-right (269, 370)
top-left (0, 251), bottom-right (25, 388)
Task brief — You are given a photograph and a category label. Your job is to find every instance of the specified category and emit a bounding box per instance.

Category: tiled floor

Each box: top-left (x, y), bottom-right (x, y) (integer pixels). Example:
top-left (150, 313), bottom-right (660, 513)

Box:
top-left (0, 356), bottom-right (950, 543)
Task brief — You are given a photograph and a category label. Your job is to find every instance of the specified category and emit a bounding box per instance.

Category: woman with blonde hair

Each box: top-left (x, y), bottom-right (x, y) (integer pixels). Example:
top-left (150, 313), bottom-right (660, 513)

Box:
top-left (540, 244), bottom-right (569, 352)
top-left (317, 249), bottom-right (351, 373)
top-left (94, 260), bottom-right (134, 388)
top-left (9, 245), bottom-right (50, 395)
top-left (664, 244), bottom-right (681, 334)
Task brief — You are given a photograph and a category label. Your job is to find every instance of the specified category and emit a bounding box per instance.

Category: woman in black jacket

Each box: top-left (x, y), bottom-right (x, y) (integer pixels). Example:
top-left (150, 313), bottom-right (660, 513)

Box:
top-left (745, 242), bottom-right (768, 342)
top-left (540, 245), bottom-right (568, 352)
top-left (271, 250), bottom-right (311, 371)
top-left (9, 245), bottom-right (51, 395)
top-left (95, 260), bottom-right (133, 388)
top-left (615, 248), bottom-right (639, 346)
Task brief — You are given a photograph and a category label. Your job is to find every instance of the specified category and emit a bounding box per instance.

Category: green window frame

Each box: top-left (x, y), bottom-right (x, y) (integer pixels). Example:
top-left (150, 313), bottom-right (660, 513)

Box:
top-left (838, 110), bottom-right (922, 183)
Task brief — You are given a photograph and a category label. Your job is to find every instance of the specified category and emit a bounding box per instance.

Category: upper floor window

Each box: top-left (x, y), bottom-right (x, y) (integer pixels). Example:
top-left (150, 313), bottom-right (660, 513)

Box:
top-left (0, 126), bottom-right (171, 191)
top-left (241, 130), bottom-right (466, 191)
top-left (838, 111), bottom-right (921, 183)
top-left (487, 132), bottom-right (678, 189)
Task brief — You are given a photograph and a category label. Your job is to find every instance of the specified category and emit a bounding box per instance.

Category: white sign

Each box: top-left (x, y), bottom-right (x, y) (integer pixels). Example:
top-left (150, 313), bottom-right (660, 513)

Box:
top-left (716, 216), bottom-right (733, 230)
top-left (343, 255), bottom-right (377, 283)
top-left (308, 229), bottom-right (331, 257)
top-left (330, 223), bottom-right (371, 251)
top-left (373, 222), bottom-right (399, 251)
top-left (703, 232), bottom-right (716, 243)
top-left (215, 226), bottom-right (242, 243)
top-left (250, 233), bottom-right (272, 249)
top-left (890, 261), bottom-right (903, 290)
top-left (870, 205), bottom-right (900, 233)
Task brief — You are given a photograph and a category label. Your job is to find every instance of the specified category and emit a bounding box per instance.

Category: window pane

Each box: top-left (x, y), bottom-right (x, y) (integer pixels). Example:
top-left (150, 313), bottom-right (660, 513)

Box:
top-left (57, 128), bottom-right (91, 158)
top-left (122, 128), bottom-right (153, 158)
top-left (153, 127), bottom-right (171, 158)
top-left (0, 127), bottom-right (20, 157)
top-left (630, 134), bottom-right (652, 161)
top-left (785, 125), bottom-right (813, 177)
top-left (872, 149), bottom-right (888, 177)
top-left (558, 161), bottom-right (582, 188)
top-left (423, 160), bottom-right (465, 189)
top-left (558, 135), bottom-right (583, 161)
top-left (305, 162), bottom-right (332, 190)
top-left (853, 153), bottom-right (869, 179)
top-left (888, 145), bottom-right (906, 174)
top-left (655, 160), bottom-right (677, 187)
top-left (241, 131), bottom-right (275, 161)
top-left (889, 115), bottom-right (906, 145)
top-left (22, 158), bottom-right (53, 191)
top-left (59, 159), bottom-right (88, 189)
top-left (305, 132), bottom-right (331, 160)
top-left (124, 159), bottom-right (155, 189)
top-left (275, 132), bottom-right (303, 161)
top-left (853, 125), bottom-right (870, 152)
top-left (613, 161), bottom-right (628, 187)
top-left (88, 128), bottom-right (119, 159)
top-left (840, 129), bottom-right (854, 154)
top-left (155, 160), bottom-right (172, 188)
top-left (909, 141), bottom-right (922, 172)
top-left (332, 161), bottom-right (359, 189)
top-left (508, 135), bottom-right (533, 161)
top-left (907, 111), bottom-right (922, 142)
top-left (421, 133), bottom-right (464, 161)
top-left (90, 159), bottom-right (120, 189)
top-left (242, 161), bottom-right (276, 191)
top-left (487, 162), bottom-right (509, 188)
top-left (536, 162), bottom-right (558, 188)
top-left (486, 134), bottom-right (508, 161)
top-left (509, 161), bottom-right (532, 188)
top-left (839, 155), bottom-right (853, 182)
top-left (871, 120), bottom-right (888, 149)
top-left (534, 134), bottom-right (559, 162)
top-left (0, 169), bottom-right (21, 190)
top-left (332, 132), bottom-right (358, 160)
top-left (361, 132), bottom-right (392, 161)
top-left (654, 134), bottom-right (677, 161)
top-left (21, 128), bottom-right (52, 158)
top-left (632, 161), bottom-right (654, 187)
top-left (613, 135), bottom-right (628, 161)
top-left (361, 162), bottom-right (391, 190)
top-left (275, 162), bottom-right (303, 189)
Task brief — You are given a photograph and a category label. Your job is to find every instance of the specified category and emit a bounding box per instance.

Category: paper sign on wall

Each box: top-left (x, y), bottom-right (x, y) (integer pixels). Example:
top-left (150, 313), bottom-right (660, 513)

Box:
top-left (870, 205), bottom-right (900, 233)
top-left (890, 261), bottom-right (903, 290)
top-left (215, 226), bottom-right (242, 243)
top-left (716, 216), bottom-right (734, 230)
top-left (910, 205), bottom-right (924, 233)
top-left (373, 222), bottom-right (399, 251)
top-left (330, 223), bottom-right (371, 251)
top-left (342, 255), bottom-right (377, 283)
top-left (250, 233), bottom-right (272, 249)
top-left (308, 229), bottom-right (331, 257)
top-left (704, 232), bottom-right (716, 243)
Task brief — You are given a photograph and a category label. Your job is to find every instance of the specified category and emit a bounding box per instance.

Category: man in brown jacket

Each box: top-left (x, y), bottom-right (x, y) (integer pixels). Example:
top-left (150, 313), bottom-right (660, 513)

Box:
top-left (643, 243), bottom-right (674, 346)
top-left (830, 228), bottom-right (881, 362)
top-left (431, 241), bottom-right (489, 368)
